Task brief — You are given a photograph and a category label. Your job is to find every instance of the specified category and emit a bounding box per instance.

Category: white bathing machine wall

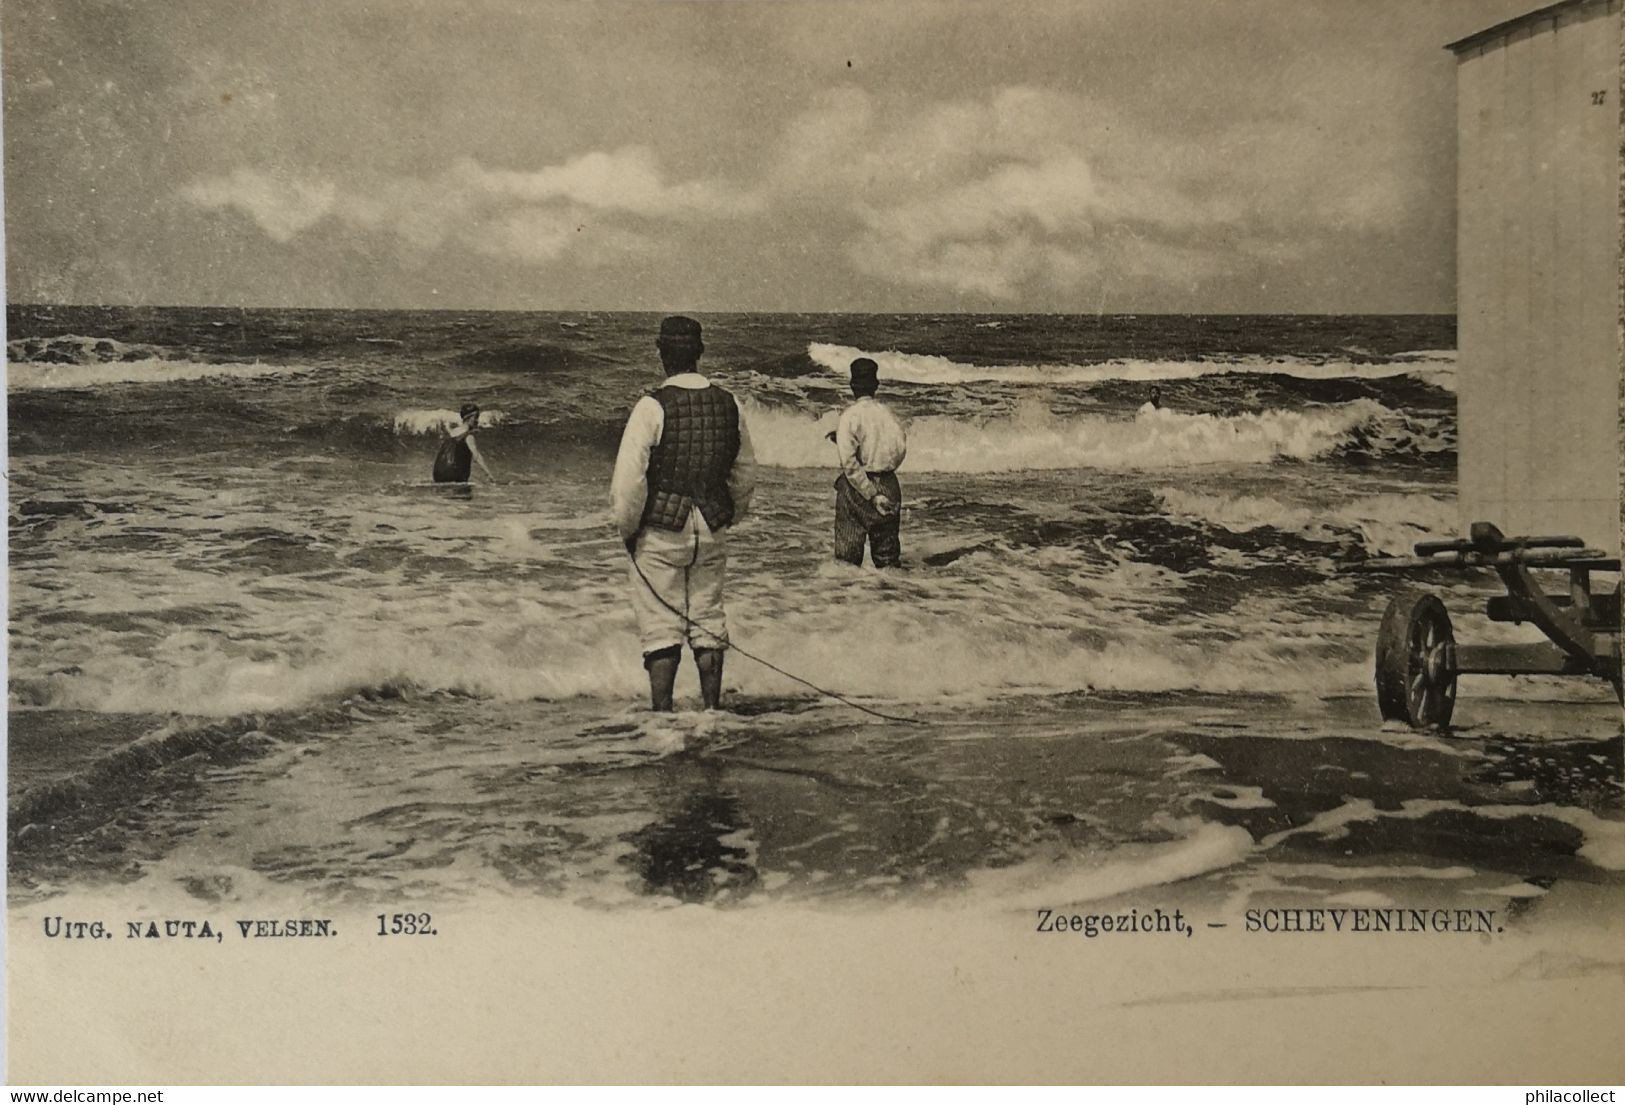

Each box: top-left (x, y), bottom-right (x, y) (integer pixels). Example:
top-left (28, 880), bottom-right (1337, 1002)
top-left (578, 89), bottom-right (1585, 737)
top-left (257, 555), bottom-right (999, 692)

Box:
top-left (1450, 0), bottom-right (1621, 557)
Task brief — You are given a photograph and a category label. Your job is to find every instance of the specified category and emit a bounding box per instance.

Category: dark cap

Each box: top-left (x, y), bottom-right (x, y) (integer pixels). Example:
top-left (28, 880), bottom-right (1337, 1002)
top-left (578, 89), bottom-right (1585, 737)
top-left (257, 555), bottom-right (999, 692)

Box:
top-left (656, 315), bottom-right (703, 350)
top-left (459, 402), bottom-right (481, 420)
top-left (849, 357), bottom-right (879, 383)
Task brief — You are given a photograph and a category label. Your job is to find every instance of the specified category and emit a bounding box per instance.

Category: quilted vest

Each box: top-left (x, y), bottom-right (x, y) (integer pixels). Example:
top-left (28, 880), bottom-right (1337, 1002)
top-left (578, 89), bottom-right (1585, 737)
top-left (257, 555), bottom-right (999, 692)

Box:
top-left (640, 384), bottom-right (741, 532)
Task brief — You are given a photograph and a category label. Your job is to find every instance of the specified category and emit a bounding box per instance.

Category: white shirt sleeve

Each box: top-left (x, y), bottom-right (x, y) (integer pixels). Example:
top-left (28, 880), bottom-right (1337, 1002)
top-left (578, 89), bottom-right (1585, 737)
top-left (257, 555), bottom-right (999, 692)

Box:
top-left (609, 396), bottom-right (664, 540)
top-left (729, 410), bottom-right (758, 522)
top-left (835, 406), bottom-right (877, 500)
top-left (883, 404), bottom-right (907, 471)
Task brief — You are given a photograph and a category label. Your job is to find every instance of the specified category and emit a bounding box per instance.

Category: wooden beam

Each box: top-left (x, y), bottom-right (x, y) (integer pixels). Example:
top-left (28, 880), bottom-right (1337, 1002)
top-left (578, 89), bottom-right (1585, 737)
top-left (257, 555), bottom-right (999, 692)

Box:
top-left (1414, 535), bottom-right (1585, 555)
top-left (1493, 561), bottom-right (1601, 669)
top-left (1454, 643), bottom-right (1582, 674)
top-left (1341, 547), bottom-right (1614, 573)
top-left (1487, 590), bottom-right (1622, 627)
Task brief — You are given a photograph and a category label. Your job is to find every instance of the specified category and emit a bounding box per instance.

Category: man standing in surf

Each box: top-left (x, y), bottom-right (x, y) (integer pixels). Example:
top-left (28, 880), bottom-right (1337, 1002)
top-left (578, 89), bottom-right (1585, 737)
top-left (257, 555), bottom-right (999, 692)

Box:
top-left (610, 316), bottom-right (756, 712)
top-left (830, 357), bottom-right (907, 568)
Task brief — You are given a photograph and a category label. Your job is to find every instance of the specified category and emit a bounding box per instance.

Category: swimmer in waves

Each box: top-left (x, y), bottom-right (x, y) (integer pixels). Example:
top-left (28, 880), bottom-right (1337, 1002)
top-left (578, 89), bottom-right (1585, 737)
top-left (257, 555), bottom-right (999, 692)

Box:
top-left (432, 402), bottom-right (498, 484)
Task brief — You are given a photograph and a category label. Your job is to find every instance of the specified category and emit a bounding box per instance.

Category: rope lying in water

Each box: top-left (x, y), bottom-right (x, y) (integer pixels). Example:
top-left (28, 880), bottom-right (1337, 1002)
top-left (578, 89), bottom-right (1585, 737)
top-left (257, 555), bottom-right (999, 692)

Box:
top-left (626, 550), bottom-right (928, 726)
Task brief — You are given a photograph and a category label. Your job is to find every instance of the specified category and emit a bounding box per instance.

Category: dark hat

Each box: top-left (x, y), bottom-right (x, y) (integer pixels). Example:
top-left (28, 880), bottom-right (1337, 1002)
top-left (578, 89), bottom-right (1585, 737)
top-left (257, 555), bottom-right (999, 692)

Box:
top-left (849, 357), bottom-right (879, 383)
top-left (459, 402), bottom-right (481, 420)
top-left (656, 315), bottom-right (703, 350)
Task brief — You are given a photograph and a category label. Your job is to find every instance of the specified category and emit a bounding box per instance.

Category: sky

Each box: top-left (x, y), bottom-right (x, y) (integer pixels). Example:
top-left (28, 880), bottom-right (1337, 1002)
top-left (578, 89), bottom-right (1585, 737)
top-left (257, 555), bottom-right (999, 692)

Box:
top-left (2, 0), bottom-right (1538, 313)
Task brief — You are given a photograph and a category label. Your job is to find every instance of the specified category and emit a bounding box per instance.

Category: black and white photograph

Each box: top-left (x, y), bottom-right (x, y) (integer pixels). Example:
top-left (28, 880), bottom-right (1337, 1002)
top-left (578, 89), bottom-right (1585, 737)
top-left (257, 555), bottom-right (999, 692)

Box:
top-left (4, 0), bottom-right (1622, 1086)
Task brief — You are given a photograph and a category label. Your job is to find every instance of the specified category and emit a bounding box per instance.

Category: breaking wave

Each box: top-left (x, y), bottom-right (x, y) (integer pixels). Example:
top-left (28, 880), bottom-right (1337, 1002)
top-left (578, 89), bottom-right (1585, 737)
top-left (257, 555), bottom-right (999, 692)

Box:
top-left (808, 342), bottom-right (1457, 391)
top-left (8, 334), bottom-right (172, 365)
top-left (392, 408), bottom-right (510, 435)
top-left (742, 397), bottom-right (1445, 471)
top-left (9, 600), bottom-right (1372, 719)
top-left (1157, 489), bottom-right (1458, 556)
top-left (7, 358), bottom-right (311, 391)
top-left (5, 333), bottom-right (313, 390)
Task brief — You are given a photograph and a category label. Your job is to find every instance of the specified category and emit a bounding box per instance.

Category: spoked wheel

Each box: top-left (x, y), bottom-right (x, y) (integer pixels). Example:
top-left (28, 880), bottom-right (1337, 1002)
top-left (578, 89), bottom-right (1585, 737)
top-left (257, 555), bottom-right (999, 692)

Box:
top-left (1375, 592), bottom-right (1457, 729)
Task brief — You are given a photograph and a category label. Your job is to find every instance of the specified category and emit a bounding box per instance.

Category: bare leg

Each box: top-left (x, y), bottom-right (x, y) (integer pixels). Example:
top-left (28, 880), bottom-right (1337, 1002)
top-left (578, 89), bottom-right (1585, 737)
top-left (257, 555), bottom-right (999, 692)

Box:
top-left (694, 647), bottom-right (725, 710)
top-left (644, 646), bottom-right (681, 712)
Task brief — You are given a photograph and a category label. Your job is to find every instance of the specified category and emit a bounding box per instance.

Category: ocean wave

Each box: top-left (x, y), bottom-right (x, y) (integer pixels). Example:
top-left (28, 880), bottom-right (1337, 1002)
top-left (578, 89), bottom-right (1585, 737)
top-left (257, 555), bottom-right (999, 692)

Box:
top-left (7, 333), bottom-right (172, 365)
top-left (742, 396), bottom-right (1441, 471)
top-left (9, 584), bottom-right (1374, 719)
top-left (8, 716), bottom-right (289, 840)
top-left (451, 341), bottom-right (607, 374)
top-left (1157, 489), bottom-right (1458, 556)
top-left (7, 358), bottom-right (310, 391)
top-left (808, 342), bottom-right (1458, 391)
top-left (392, 408), bottom-right (510, 435)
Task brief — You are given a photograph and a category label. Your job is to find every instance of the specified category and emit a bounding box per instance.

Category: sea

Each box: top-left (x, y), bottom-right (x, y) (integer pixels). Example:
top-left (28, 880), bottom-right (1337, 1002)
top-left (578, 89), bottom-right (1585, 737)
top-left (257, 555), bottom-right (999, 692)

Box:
top-left (6, 305), bottom-right (1622, 916)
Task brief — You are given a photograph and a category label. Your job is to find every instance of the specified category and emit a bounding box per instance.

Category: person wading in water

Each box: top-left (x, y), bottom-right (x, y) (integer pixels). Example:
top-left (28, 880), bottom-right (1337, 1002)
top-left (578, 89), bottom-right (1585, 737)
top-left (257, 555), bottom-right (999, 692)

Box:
top-left (609, 316), bottom-right (757, 711)
top-left (829, 357), bottom-right (907, 568)
top-left (433, 402), bottom-right (497, 484)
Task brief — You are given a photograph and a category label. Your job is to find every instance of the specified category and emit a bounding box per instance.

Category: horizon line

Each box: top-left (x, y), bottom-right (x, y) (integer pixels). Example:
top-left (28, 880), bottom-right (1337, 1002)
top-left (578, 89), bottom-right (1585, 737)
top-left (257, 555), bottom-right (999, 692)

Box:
top-left (5, 301), bottom-right (1460, 319)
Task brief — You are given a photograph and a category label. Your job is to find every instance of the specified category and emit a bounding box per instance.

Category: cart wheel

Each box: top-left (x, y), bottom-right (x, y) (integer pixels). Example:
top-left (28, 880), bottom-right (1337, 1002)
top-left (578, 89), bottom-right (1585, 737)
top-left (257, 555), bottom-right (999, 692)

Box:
top-left (1375, 592), bottom-right (1456, 729)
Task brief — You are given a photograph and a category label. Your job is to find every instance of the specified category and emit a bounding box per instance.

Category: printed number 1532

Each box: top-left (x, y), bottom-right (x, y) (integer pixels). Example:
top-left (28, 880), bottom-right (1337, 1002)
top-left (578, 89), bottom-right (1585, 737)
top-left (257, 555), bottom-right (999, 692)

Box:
top-left (376, 912), bottom-right (435, 936)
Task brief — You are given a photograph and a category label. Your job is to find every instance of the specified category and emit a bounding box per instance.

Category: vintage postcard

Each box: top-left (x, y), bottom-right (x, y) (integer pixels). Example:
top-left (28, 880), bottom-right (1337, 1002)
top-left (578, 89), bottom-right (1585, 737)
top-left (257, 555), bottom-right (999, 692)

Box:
top-left (4, 0), bottom-right (1623, 1085)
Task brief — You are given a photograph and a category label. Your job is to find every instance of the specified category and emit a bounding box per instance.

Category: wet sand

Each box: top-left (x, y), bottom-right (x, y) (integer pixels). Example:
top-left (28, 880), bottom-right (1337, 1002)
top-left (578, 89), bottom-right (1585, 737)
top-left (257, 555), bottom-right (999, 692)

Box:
top-left (11, 689), bottom-right (1620, 919)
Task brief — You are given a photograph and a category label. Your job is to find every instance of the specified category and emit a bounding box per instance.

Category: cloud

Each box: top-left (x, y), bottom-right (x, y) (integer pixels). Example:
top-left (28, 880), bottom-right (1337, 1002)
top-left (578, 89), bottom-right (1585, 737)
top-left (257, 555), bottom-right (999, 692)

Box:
top-left (765, 83), bottom-right (1424, 301)
top-left (451, 148), bottom-right (752, 217)
top-left (762, 86), bottom-right (1242, 299)
top-left (462, 205), bottom-right (581, 264)
top-left (180, 146), bottom-right (750, 263)
top-left (849, 230), bottom-right (1099, 301)
top-left (463, 205), bottom-right (652, 266)
top-left (179, 170), bottom-right (336, 243)
top-left (171, 70), bottom-right (1435, 304)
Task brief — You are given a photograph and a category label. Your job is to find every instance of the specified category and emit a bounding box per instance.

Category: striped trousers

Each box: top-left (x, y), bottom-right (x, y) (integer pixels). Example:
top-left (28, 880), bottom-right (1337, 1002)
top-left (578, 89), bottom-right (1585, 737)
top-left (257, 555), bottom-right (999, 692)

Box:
top-left (833, 472), bottom-right (902, 568)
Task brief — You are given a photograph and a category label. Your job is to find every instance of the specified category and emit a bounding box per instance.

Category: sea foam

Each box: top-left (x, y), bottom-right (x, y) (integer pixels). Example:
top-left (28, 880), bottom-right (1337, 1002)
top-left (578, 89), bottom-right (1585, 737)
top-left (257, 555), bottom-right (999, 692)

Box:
top-left (6, 358), bottom-right (311, 391)
top-left (392, 408), bottom-right (509, 435)
top-left (808, 342), bottom-right (1457, 390)
top-left (1157, 488), bottom-right (1458, 555)
top-left (742, 396), bottom-right (1422, 471)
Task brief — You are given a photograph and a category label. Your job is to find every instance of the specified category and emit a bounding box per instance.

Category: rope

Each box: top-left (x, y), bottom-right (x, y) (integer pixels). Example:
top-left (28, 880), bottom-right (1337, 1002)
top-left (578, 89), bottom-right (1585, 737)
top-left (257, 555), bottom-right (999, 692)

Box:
top-left (626, 546), bottom-right (927, 726)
